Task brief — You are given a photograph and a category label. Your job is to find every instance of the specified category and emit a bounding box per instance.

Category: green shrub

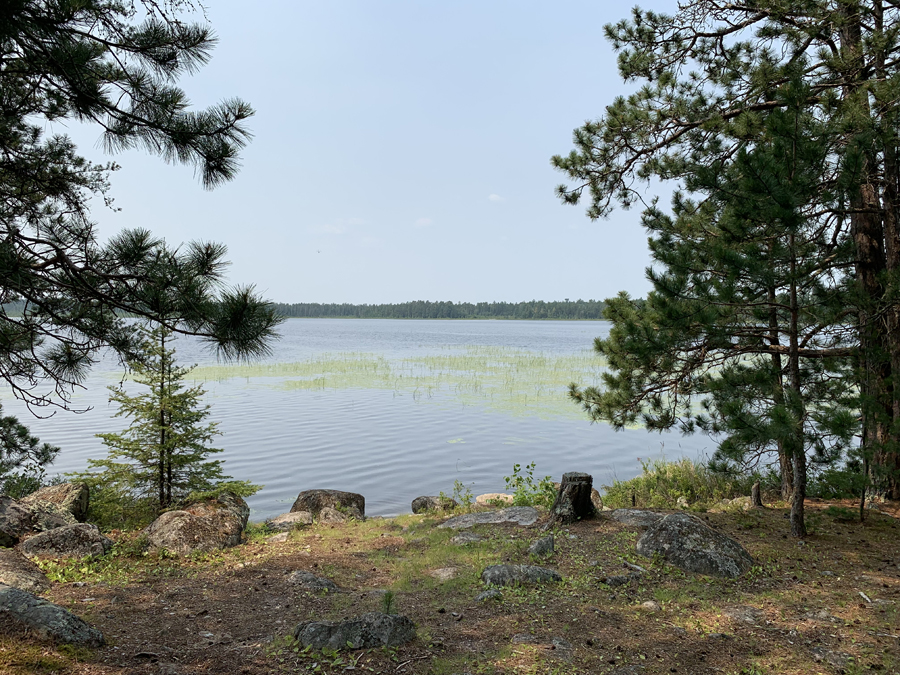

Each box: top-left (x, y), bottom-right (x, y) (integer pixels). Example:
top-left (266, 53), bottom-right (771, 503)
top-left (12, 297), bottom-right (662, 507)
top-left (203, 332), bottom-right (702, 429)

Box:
top-left (503, 462), bottom-right (557, 507)
top-left (601, 456), bottom-right (757, 509)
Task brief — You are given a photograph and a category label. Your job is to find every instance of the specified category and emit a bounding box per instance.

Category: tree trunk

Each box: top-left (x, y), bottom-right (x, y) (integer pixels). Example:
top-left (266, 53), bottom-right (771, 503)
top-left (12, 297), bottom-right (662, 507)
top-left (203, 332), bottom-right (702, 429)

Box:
top-left (751, 482), bottom-right (762, 508)
top-left (549, 472), bottom-right (596, 525)
top-left (788, 232), bottom-right (807, 538)
top-left (768, 279), bottom-right (793, 501)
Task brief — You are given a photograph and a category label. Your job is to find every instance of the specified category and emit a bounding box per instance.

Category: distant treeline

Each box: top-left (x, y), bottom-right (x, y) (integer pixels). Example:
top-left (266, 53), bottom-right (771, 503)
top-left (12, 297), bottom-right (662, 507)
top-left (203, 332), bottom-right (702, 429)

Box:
top-left (3, 299), bottom-right (610, 320)
top-left (272, 299), bottom-right (608, 320)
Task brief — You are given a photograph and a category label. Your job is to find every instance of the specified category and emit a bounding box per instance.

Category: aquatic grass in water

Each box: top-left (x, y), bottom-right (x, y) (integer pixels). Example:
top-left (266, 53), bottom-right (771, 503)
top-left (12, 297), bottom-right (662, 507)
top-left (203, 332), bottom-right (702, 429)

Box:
top-left (188, 346), bottom-right (607, 420)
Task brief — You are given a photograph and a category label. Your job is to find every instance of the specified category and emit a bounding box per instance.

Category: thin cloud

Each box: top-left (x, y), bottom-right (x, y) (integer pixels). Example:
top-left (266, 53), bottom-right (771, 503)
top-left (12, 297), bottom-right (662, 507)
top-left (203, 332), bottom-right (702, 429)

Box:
top-left (414, 217), bottom-right (433, 227)
top-left (488, 194), bottom-right (505, 202)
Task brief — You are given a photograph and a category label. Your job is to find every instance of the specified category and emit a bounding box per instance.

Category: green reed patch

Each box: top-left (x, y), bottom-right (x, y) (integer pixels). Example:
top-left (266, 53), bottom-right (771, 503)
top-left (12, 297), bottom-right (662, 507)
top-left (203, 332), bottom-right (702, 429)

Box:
top-left (188, 346), bottom-right (606, 419)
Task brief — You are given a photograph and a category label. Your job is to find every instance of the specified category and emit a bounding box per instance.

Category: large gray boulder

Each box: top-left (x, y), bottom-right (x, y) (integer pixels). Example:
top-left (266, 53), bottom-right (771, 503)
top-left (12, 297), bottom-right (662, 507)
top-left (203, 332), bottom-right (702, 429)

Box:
top-left (19, 523), bottom-right (112, 559)
top-left (293, 612), bottom-right (415, 650)
top-left (481, 564), bottom-right (562, 586)
top-left (0, 496), bottom-right (35, 547)
top-left (143, 491), bottom-right (248, 556)
top-left (636, 513), bottom-right (754, 578)
top-left (438, 506), bottom-right (540, 530)
top-left (411, 495), bottom-right (458, 513)
top-left (0, 549), bottom-right (50, 593)
top-left (609, 509), bottom-right (665, 528)
top-left (21, 483), bottom-right (90, 523)
top-left (0, 583), bottom-right (104, 646)
top-left (291, 490), bottom-right (365, 520)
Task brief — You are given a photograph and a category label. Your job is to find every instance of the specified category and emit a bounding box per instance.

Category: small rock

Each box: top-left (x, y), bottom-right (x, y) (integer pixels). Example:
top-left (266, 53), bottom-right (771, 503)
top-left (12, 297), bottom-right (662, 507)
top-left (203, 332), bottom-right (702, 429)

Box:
top-left (20, 523), bottom-right (113, 559)
top-left (603, 573), bottom-right (641, 587)
top-left (475, 493), bottom-right (513, 506)
top-left (288, 571), bottom-right (339, 592)
top-left (450, 531), bottom-right (484, 545)
top-left (676, 496), bottom-right (689, 509)
top-left (0, 549), bottom-right (50, 593)
top-left (265, 532), bottom-right (289, 543)
top-left (511, 633), bottom-right (538, 644)
top-left (528, 535), bottom-right (554, 557)
top-left (317, 506), bottom-right (347, 524)
top-left (265, 512), bottom-right (313, 531)
top-left (411, 496), bottom-right (457, 513)
top-left (804, 609), bottom-right (839, 623)
top-left (293, 612), bottom-right (415, 650)
top-left (608, 509), bottom-right (664, 528)
top-left (438, 507), bottom-right (539, 530)
top-left (475, 589), bottom-right (502, 602)
top-left (723, 605), bottom-right (765, 624)
top-left (428, 568), bottom-right (458, 582)
top-left (291, 490), bottom-right (365, 520)
top-left (641, 600), bottom-right (661, 612)
top-left (0, 583), bottom-right (103, 645)
top-left (811, 647), bottom-right (851, 669)
top-left (481, 564), bottom-right (562, 586)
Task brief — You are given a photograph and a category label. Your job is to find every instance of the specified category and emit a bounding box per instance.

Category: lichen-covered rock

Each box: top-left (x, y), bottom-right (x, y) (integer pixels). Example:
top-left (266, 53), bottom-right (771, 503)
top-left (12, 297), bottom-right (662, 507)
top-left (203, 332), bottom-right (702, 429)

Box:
top-left (0, 583), bottom-right (104, 646)
top-left (293, 612), bottom-right (415, 650)
top-left (19, 523), bottom-right (112, 559)
top-left (608, 509), bottom-right (665, 528)
top-left (636, 513), bottom-right (754, 578)
top-left (143, 492), bottom-right (248, 556)
top-left (21, 483), bottom-right (89, 523)
top-left (317, 506), bottom-right (348, 524)
top-left (29, 507), bottom-right (75, 532)
top-left (528, 535), bottom-right (554, 557)
top-left (291, 490), bottom-right (365, 520)
top-left (0, 496), bottom-right (35, 547)
top-left (411, 496), bottom-right (458, 513)
top-left (481, 564), bottom-right (562, 586)
top-left (289, 571), bottom-right (339, 592)
top-left (475, 493), bottom-right (513, 506)
top-left (0, 549), bottom-right (50, 593)
top-left (265, 511), bottom-right (313, 531)
top-left (438, 506), bottom-right (540, 530)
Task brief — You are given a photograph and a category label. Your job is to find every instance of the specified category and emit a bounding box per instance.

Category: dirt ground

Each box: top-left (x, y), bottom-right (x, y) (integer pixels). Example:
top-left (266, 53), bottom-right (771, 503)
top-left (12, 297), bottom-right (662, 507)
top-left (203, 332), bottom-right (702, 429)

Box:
top-left (1, 499), bottom-right (899, 675)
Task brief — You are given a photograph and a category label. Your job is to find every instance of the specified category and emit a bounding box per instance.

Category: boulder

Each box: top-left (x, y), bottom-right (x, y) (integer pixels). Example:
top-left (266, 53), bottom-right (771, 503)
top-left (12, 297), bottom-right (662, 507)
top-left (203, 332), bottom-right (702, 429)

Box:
top-left (266, 511), bottom-right (313, 531)
top-left (0, 583), bottom-right (104, 646)
top-left (411, 496), bottom-right (458, 513)
top-left (294, 612), bottom-right (415, 650)
top-left (0, 549), bottom-right (50, 593)
top-left (481, 564), bottom-right (562, 586)
top-left (19, 523), bottom-right (112, 559)
top-left (438, 506), bottom-right (539, 530)
top-left (20, 483), bottom-right (89, 523)
top-left (291, 490), bottom-right (365, 520)
top-left (30, 508), bottom-right (75, 532)
top-left (317, 506), bottom-right (348, 524)
top-left (288, 571), bottom-right (339, 592)
top-left (475, 493), bottom-right (513, 506)
top-left (608, 509), bottom-right (665, 528)
top-left (636, 513), bottom-right (754, 578)
top-left (143, 492), bottom-right (248, 556)
top-left (0, 496), bottom-right (35, 547)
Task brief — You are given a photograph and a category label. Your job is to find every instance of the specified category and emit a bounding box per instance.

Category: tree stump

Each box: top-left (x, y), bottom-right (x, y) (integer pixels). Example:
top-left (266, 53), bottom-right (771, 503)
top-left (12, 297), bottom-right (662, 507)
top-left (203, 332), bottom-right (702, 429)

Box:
top-left (549, 472), bottom-right (596, 525)
top-left (751, 482), bottom-right (763, 508)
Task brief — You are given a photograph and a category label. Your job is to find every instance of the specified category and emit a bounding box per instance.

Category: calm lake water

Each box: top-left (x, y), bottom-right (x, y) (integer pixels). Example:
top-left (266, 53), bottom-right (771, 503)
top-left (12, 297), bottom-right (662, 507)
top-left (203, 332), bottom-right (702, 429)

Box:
top-left (0, 319), bottom-right (710, 519)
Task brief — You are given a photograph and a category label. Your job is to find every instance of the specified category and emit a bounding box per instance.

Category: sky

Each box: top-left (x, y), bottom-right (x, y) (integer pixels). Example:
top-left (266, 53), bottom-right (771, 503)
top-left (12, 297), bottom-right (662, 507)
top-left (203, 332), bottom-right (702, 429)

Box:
top-left (64, 0), bottom-right (675, 305)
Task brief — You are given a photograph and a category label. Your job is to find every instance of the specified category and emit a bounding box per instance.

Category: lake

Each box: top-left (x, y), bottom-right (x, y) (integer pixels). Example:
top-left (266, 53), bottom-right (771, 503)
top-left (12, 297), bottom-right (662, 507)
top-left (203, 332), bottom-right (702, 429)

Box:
top-left (0, 319), bottom-right (711, 519)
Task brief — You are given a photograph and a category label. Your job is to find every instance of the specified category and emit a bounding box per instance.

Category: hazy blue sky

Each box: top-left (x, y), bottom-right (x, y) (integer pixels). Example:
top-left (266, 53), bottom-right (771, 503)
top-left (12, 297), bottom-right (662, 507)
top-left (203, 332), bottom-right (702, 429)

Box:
top-left (67, 1), bottom-right (673, 304)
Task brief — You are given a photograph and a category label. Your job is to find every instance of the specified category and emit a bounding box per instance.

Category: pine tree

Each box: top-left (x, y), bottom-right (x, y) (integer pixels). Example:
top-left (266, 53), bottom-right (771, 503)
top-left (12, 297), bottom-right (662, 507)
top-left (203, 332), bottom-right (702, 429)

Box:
top-left (1, 0), bottom-right (282, 412)
top-left (84, 325), bottom-right (256, 515)
top-left (569, 83), bottom-right (859, 536)
top-left (0, 402), bottom-right (59, 497)
top-left (554, 1), bottom-right (900, 500)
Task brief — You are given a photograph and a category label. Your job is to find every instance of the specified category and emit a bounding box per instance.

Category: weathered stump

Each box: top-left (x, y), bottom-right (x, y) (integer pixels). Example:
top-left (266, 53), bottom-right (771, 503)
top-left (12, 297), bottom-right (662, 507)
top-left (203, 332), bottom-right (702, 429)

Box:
top-left (751, 482), bottom-right (763, 508)
top-left (549, 472), bottom-right (596, 525)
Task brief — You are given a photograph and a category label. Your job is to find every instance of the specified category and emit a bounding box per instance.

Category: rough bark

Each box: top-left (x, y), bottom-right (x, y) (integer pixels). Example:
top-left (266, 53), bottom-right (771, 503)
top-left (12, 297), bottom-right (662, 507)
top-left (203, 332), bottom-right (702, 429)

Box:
top-left (549, 472), bottom-right (596, 525)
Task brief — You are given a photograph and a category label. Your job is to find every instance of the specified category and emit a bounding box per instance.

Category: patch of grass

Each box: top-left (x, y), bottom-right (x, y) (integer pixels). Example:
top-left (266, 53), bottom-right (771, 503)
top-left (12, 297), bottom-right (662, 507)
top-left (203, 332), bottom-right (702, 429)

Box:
top-left (0, 638), bottom-right (93, 674)
top-left (602, 456), bottom-right (758, 509)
